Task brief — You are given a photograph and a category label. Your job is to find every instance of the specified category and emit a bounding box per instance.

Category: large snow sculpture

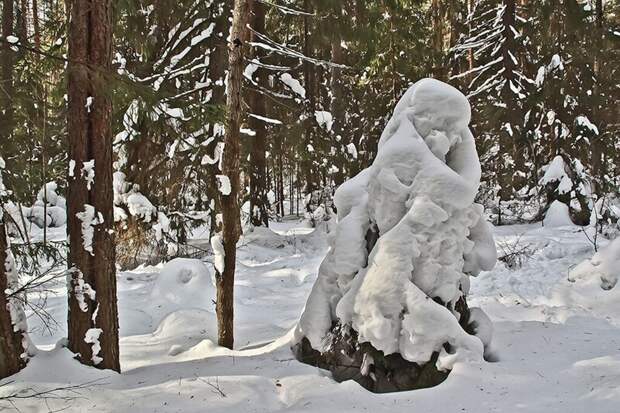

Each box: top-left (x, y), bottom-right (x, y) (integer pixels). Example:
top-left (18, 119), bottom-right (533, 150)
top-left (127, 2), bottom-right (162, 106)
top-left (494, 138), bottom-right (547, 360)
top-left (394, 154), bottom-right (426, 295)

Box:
top-left (292, 78), bottom-right (497, 392)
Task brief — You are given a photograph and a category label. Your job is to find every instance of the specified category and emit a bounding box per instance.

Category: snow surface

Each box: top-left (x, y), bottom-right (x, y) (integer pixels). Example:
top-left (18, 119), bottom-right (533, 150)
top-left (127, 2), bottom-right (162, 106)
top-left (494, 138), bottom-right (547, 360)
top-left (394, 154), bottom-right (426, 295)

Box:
top-left (4, 220), bottom-right (620, 412)
top-left (569, 237), bottom-right (620, 290)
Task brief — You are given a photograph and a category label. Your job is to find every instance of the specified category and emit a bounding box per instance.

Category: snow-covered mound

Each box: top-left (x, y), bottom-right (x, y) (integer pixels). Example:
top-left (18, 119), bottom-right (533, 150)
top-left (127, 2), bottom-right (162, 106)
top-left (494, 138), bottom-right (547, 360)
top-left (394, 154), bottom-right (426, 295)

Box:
top-left (23, 182), bottom-right (67, 228)
top-left (294, 78), bottom-right (496, 391)
top-left (150, 258), bottom-right (215, 308)
top-left (543, 200), bottom-right (574, 228)
top-left (569, 237), bottom-right (620, 290)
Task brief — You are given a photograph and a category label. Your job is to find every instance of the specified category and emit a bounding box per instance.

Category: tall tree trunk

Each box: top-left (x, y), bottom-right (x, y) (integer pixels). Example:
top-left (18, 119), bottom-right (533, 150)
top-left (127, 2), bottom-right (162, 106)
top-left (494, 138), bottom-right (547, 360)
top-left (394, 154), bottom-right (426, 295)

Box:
top-left (206, 0), bottom-right (231, 236)
top-left (32, 0), bottom-right (40, 50)
top-left (330, 23), bottom-right (346, 186)
top-left (301, 0), bottom-right (318, 195)
top-left (591, 0), bottom-right (604, 194)
top-left (467, 0), bottom-right (474, 75)
top-left (431, 0), bottom-right (446, 79)
top-left (0, 206), bottom-right (27, 378)
top-left (1, 0), bottom-right (15, 184)
top-left (215, 0), bottom-right (249, 349)
top-left (66, 0), bottom-right (120, 372)
top-left (17, 0), bottom-right (27, 44)
top-left (248, 2), bottom-right (269, 227)
top-left (499, 0), bottom-right (521, 201)
top-left (278, 151), bottom-right (284, 216)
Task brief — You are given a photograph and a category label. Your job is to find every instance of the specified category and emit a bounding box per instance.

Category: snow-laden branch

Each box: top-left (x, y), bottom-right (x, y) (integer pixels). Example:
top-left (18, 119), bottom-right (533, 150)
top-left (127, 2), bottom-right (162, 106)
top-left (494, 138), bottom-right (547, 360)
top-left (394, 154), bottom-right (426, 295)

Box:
top-left (247, 27), bottom-right (348, 69)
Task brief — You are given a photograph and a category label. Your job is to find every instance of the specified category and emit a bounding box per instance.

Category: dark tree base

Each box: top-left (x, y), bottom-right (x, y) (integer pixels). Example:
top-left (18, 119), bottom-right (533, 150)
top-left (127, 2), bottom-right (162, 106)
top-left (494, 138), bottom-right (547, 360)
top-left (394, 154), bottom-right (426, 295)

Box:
top-left (292, 323), bottom-right (449, 393)
top-left (293, 294), bottom-right (481, 392)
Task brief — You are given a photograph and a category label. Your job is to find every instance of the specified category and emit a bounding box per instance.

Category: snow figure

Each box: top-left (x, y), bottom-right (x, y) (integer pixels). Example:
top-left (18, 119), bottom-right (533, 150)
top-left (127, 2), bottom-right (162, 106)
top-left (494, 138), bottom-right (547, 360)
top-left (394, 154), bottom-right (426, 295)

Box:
top-left (292, 78), bottom-right (497, 392)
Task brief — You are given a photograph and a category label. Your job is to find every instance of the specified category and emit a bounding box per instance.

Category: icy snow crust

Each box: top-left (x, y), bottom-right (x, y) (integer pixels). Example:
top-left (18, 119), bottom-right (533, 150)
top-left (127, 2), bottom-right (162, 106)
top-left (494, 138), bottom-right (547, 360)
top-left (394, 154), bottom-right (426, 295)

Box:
top-left (295, 79), bottom-right (496, 370)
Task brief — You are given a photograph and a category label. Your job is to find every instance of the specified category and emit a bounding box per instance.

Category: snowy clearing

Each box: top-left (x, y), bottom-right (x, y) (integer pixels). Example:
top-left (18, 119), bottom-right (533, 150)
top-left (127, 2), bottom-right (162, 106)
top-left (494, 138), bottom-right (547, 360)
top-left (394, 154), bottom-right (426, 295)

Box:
top-left (3, 219), bottom-right (619, 412)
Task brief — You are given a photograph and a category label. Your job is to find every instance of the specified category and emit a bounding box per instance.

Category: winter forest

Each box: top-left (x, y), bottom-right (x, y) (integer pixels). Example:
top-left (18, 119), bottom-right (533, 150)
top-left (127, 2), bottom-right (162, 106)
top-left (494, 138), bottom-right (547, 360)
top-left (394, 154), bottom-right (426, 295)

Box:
top-left (0, 0), bottom-right (619, 411)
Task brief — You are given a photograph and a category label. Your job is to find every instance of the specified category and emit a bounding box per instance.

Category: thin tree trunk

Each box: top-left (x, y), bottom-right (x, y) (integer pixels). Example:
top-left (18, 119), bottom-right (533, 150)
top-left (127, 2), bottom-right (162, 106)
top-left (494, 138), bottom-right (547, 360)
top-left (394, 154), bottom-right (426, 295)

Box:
top-left (66, 0), bottom-right (120, 372)
top-left (431, 0), bottom-right (446, 79)
top-left (330, 24), bottom-right (346, 186)
top-left (18, 0), bottom-right (27, 44)
top-left (248, 2), bottom-right (269, 227)
top-left (467, 0), bottom-right (474, 77)
top-left (216, 0), bottom-right (250, 349)
top-left (301, 0), bottom-right (317, 194)
top-left (32, 0), bottom-right (40, 50)
top-left (591, 0), bottom-right (604, 193)
top-left (1, 0), bottom-right (15, 181)
top-left (289, 167), bottom-right (293, 216)
top-left (206, 0), bottom-right (231, 237)
top-left (278, 151), bottom-right (284, 217)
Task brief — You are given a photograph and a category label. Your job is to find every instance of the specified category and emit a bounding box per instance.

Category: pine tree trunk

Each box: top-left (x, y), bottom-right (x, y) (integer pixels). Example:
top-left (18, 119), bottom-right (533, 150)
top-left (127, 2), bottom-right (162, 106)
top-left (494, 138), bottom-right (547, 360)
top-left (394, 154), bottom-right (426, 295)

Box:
top-left (0, 219), bottom-right (26, 378)
top-left (301, 0), bottom-right (318, 194)
top-left (32, 0), bottom-right (40, 50)
top-left (248, 2), bottom-right (269, 227)
top-left (216, 0), bottom-right (249, 349)
top-left (206, 0), bottom-right (231, 236)
top-left (66, 0), bottom-right (120, 372)
top-left (330, 27), bottom-right (346, 186)
top-left (591, 0), bottom-right (604, 193)
top-left (499, 0), bottom-right (521, 201)
top-left (18, 0), bottom-right (27, 44)
top-left (1, 0), bottom-right (15, 181)
top-left (278, 152), bottom-right (284, 217)
top-left (431, 0), bottom-right (446, 80)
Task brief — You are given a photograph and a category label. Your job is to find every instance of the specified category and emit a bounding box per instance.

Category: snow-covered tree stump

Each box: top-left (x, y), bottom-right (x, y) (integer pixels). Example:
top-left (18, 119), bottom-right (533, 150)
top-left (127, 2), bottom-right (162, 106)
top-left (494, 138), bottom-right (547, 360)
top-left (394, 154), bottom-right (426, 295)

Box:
top-left (292, 79), bottom-right (497, 393)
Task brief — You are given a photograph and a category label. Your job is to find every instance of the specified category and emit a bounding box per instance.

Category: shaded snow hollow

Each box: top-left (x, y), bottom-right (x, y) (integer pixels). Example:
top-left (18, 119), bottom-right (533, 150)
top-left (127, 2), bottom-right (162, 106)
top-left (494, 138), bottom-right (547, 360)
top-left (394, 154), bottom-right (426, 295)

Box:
top-left (295, 78), bottom-right (497, 370)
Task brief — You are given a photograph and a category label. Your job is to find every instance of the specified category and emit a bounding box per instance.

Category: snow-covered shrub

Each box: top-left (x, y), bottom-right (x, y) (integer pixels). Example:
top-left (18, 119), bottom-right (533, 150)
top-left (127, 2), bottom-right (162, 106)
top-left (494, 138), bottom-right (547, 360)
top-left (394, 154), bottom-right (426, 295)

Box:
top-left (293, 79), bottom-right (496, 392)
top-left (113, 171), bottom-right (177, 269)
top-left (540, 155), bottom-right (592, 226)
top-left (23, 182), bottom-right (67, 228)
top-left (0, 157), bottom-right (32, 370)
top-left (543, 200), bottom-right (575, 228)
top-left (303, 186), bottom-right (336, 229)
top-left (569, 237), bottom-right (620, 291)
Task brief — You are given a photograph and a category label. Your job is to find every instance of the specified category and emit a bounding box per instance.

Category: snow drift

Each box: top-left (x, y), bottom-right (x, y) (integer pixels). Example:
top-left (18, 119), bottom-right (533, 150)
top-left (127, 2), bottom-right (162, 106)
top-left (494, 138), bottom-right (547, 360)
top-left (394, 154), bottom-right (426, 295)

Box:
top-left (150, 258), bottom-right (215, 308)
top-left (569, 237), bottom-right (620, 290)
top-left (293, 78), bottom-right (496, 392)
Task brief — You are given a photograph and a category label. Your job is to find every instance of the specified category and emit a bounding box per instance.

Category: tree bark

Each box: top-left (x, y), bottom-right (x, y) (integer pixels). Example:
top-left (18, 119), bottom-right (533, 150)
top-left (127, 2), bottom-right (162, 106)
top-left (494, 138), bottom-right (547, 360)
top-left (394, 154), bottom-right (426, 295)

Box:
top-left (591, 0), bottom-right (604, 193)
top-left (1, 0), bottom-right (15, 182)
top-left (301, 0), bottom-right (318, 194)
top-left (431, 0), bottom-right (446, 80)
top-left (66, 0), bottom-right (120, 372)
top-left (206, 0), bottom-right (231, 236)
top-left (32, 0), bottom-right (40, 51)
top-left (0, 215), bottom-right (27, 379)
top-left (216, 0), bottom-right (250, 349)
top-left (330, 24), bottom-right (346, 186)
top-left (498, 0), bottom-right (522, 202)
top-left (17, 0), bottom-right (27, 45)
top-left (248, 2), bottom-right (269, 227)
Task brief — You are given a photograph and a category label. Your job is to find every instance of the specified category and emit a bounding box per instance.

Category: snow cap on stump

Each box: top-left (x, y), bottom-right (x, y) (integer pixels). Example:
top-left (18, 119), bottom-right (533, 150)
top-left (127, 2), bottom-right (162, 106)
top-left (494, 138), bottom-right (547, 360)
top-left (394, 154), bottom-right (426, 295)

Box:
top-left (293, 78), bottom-right (496, 392)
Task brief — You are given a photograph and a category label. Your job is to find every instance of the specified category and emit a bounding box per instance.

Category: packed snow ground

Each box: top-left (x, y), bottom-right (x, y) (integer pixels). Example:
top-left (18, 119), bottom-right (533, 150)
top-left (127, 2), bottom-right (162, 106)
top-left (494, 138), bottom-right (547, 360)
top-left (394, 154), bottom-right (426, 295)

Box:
top-left (3, 218), bottom-right (620, 412)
